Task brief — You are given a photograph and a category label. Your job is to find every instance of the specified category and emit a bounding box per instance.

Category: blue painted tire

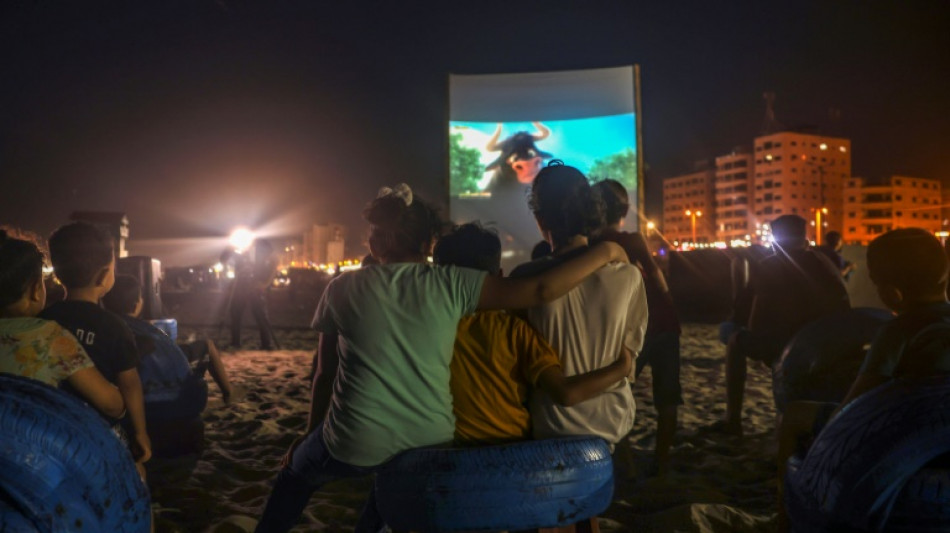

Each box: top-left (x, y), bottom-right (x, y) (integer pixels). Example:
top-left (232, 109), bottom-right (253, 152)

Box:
top-left (773, 307), bottom-right (892, 412)
top-left (0, 495), bottom-right (39, 532)
top-left (887, 467), bottom-right (950, 532)
top-left (375, 436), bottom-right (613, 532)
top-left (144, 374), bottom-right (208, 422)
top-left (785, 376), bottom-right (950, 532)
top-left (0, 374), bottom-right (151, 532)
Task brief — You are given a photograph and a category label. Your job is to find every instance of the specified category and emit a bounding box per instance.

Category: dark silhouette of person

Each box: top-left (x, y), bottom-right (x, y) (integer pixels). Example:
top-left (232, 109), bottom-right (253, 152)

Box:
top-left (712, 215), bottom-right (850, 436)
top-left (817, 230), bottom-right (857, 280)
top-left (225, 239), bottom-right (277, 350)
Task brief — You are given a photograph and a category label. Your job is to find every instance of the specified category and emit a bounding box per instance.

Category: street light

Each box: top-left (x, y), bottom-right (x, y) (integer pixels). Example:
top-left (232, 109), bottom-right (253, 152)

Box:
top-left (685, 209), bottom-right (702, 244)
top-left (801, 144), bottom-right (829, 246)
top-left (229, 227), bottom-right (255, 253)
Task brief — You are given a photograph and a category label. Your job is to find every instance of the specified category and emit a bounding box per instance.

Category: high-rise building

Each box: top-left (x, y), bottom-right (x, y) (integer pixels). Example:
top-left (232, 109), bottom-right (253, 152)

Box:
top-left (843, 176), bottom-right (943, 244)
top-left (752, 132), bottom-right (851, 244)
top-left (662, 161), bottom-right (715, 244)
top-left (714, 147), bottom-right (753, 244)
top-left (300, 223), bottom-right (346, 265)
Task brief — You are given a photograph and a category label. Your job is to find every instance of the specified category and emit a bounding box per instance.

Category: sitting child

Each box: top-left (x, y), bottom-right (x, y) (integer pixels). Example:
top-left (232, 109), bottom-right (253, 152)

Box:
top-left (777, 228), bottom-right (950, 527)
top-left (433, 222), bottom-right (632, 444)
top-left (39, 222), bottom-right (151, 468)
top-left (0, 228), bottom-right (124, 418)
top-left (102, 274), bottom-right (233, 409)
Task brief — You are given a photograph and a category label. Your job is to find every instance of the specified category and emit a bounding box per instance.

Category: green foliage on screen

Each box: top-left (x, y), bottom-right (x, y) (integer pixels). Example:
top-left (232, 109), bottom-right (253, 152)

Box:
top-left (449, 132), bottom-right (484, 195)
top-left (589, 148), bottom-right (637, 189)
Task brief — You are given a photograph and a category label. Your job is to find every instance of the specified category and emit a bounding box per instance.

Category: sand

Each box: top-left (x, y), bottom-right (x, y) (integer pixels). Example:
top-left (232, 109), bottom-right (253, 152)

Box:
top-left (147, 324), bottom-right (778, 533)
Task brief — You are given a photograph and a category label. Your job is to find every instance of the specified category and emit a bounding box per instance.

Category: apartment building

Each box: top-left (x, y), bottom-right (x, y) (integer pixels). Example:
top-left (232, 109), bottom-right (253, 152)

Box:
top-left (662, 161), bottom-right (715, 244)
top-left (753, 132), bottom-right (851, 244)
top-left (843, 176), bottom-right (943, 244)
top-left (714, 148), bottom-right (754, 244)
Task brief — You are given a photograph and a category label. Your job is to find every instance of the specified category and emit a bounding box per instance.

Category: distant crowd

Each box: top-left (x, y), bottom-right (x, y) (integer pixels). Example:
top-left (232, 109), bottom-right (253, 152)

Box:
top-left (1, 159), bottom-right (948, 533)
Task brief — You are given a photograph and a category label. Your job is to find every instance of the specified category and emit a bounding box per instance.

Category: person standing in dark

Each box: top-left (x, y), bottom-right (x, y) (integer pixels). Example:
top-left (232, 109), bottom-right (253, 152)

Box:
top-left (226, 238), bottom-right (277, 350)
top-left (712, 215), bottom-right (850, 436)
top-left (817, 230), bottom-right (856, 280)
top-left (593, 179), bottom-right (682, 476)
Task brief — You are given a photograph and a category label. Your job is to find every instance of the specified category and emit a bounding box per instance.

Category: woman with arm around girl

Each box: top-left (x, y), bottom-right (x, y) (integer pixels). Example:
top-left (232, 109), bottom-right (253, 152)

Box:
top-left (255, 184), bottom-right (628, 533)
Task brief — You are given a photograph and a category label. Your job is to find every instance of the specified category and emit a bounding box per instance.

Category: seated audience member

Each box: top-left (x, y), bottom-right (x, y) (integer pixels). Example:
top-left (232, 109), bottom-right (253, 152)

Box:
top-left (817, 230), bottom-right (857, 280)
top-left (593, 179), bottom-right (682, 475)
top-left (0, 228), bottom-right (124, 418)
top-left (712, 215), bottom-right (850, 436)
top-left (39, 222), bottom-right (151, 468)
top-left (510, 162), bottom-right (648, 453)
top-left (102, 274), bottom-right (233, 407)
top-left (433, 222), bottom-right (632, 444)
top-left (777, 228), bottom-right (950, 527)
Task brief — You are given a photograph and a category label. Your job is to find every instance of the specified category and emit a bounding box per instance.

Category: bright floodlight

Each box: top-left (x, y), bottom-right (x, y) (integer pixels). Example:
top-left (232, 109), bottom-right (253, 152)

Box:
top-left (229, 227), bottom-right (255, 252)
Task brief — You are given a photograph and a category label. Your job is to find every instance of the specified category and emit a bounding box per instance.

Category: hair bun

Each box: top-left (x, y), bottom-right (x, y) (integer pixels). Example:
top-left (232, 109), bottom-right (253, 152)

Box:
top-left (365, 194), bottom-right (407, 227)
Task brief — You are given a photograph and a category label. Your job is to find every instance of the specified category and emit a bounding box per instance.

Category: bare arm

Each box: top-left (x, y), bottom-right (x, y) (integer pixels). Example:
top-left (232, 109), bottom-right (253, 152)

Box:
top-left (478, 241), bottom-right (627, 310)
top-left (117, 368), bottom-right (151, 463)
top-left (67, 367), bottom-right (125, 419)
top-left (307, 331), bottom-right (339, 434)
top-left (537, 348), bottom-right (633, 406)
top-left (281, 332), bottom-right (340, 468)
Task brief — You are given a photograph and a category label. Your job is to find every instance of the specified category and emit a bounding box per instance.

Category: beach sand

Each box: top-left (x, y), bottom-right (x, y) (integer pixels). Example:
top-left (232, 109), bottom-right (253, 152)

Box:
top-left (148, 323), bottom-right (778, 532)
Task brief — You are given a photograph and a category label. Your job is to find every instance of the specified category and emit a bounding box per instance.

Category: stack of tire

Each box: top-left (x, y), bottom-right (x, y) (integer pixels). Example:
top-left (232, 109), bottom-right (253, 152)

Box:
top-left (375, 436), bottom-right (613, 532)
top-left (785, 376), bottom-right (950, 532)
top-left (0, 374), bottom-right (151, 532)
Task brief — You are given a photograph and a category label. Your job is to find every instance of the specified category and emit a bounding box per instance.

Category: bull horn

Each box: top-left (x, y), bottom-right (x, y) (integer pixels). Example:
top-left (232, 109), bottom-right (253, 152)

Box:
top-left (532, 122), bottom-right (550, 141)
top-left (485, 123), bottom-right (503, 152)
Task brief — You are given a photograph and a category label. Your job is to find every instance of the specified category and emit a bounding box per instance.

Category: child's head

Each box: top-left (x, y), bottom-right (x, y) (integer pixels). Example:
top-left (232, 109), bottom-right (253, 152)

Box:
top-left (0, 228), bottom-right (47, 316)
top-left (47, 222), bottom-right (115, 293)
top-left (528, 161), bottom-right (605, 248)
top-left (364, 184), bottom-right (442, 263)
top-left (867, 228), bottom-right (949, 311)
top-left (102, 274), bottom-right (143, 317)
top-left (591, 179), bottom-right (630, 228)
top-left (824, 231), bottom-right (843, 250)
top-left (769, 215), bottom-right (808, 251)
top-left (433, 222), bottom-right (502, 276)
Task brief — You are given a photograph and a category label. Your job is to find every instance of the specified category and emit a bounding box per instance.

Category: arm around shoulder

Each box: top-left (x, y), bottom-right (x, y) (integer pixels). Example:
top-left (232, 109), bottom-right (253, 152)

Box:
top-left (477, 241), bottom-right (628, 310)
top-left (537, 348), bottom-right (633, 407)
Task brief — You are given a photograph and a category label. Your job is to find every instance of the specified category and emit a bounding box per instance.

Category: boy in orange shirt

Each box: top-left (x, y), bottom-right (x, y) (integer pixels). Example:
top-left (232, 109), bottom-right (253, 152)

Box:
top-left (434, 223), bottom-right (632, 444)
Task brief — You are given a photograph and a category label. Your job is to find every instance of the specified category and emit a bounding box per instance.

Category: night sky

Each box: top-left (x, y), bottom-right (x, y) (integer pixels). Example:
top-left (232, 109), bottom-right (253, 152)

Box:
top-left (2, 1), bottom-right (948, 264)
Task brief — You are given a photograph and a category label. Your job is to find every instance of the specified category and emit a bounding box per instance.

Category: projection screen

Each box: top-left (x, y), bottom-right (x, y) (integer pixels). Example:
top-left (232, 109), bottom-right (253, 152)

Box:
top-left (448, 66), bottom-right (642, 272)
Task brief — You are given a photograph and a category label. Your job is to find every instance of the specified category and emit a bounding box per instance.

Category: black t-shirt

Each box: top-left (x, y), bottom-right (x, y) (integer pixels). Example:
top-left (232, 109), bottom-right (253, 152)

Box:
top-left (40, 300), bottom-right (140, 384)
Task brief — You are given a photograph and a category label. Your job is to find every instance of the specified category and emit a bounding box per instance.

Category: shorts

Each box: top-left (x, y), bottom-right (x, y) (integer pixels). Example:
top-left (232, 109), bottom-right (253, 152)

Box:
top-left (635, 330), bottom-right (684, 408)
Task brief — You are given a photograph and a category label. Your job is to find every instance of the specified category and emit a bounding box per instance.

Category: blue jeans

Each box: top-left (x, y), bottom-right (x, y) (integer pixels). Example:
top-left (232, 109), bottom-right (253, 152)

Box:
top-left (255, 423), bottom-right (382, 533)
